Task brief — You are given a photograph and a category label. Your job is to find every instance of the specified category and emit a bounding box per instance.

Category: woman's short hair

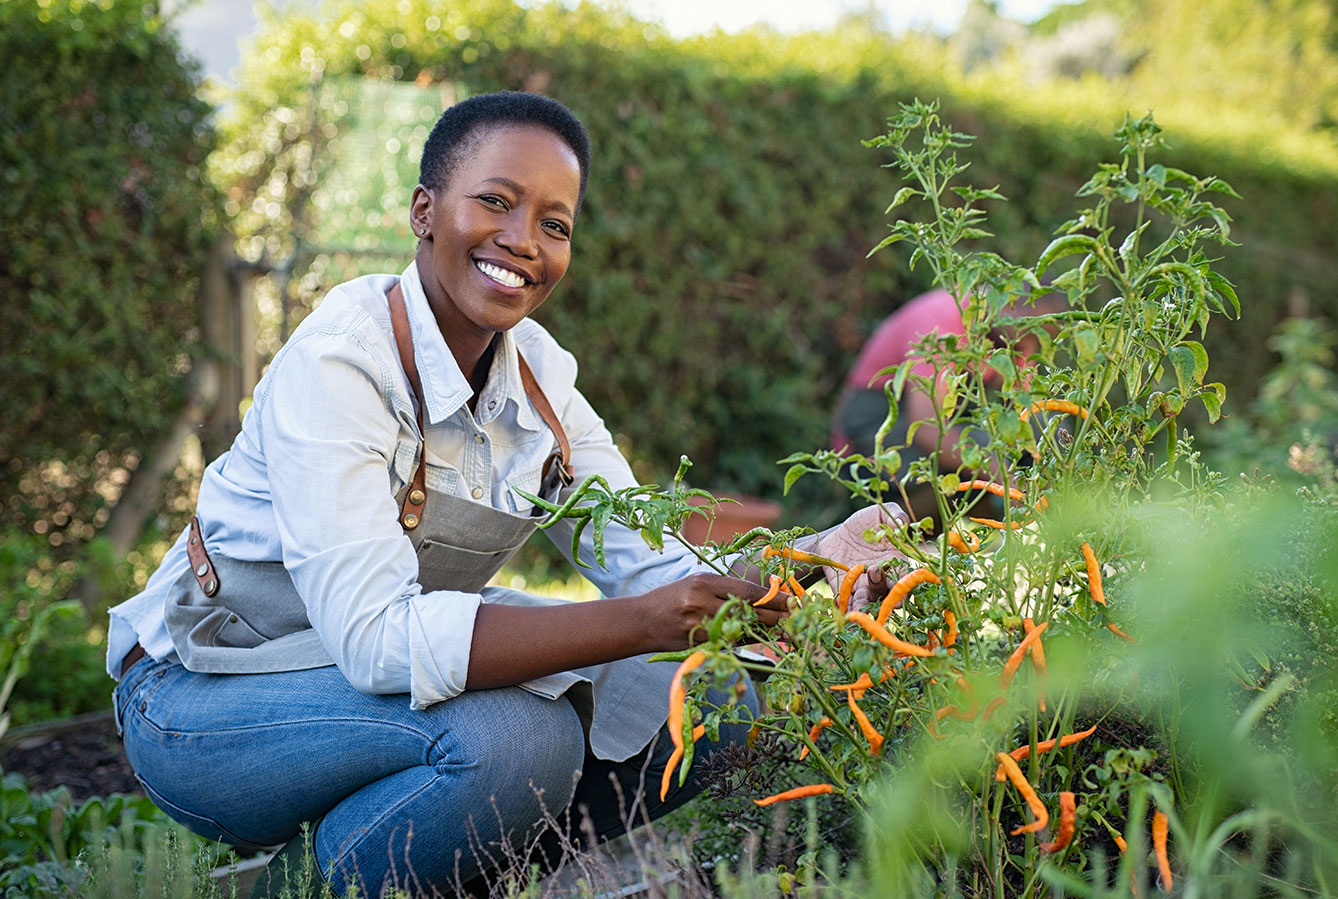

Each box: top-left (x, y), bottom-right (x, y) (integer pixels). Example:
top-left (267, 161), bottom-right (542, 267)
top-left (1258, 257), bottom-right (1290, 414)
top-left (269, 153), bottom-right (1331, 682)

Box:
top-left (419, 91), bottom-right (591, 211)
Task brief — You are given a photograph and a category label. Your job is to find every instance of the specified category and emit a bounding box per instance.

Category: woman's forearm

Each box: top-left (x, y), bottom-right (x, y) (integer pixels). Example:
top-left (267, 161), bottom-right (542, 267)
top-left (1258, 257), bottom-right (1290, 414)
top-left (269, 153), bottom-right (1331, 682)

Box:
top-left (466, 596), bottom-right (658, 689)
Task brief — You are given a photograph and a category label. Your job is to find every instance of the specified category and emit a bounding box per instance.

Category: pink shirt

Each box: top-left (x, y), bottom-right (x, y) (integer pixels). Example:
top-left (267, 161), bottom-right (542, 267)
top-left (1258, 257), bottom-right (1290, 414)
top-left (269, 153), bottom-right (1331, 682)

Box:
top-left (844, 289), bottom-right (967, 389)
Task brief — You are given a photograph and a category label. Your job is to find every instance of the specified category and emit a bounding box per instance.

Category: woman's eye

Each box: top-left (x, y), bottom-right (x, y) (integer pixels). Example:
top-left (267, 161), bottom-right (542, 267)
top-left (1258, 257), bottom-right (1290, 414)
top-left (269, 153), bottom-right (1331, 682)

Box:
top-left (477, 194), bottom-right (508, 210)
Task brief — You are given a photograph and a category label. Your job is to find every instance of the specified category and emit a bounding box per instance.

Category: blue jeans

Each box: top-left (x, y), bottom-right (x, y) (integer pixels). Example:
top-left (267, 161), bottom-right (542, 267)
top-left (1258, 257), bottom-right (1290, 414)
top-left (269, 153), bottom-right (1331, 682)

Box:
top-left (114, 655), bottom-right (755, 896)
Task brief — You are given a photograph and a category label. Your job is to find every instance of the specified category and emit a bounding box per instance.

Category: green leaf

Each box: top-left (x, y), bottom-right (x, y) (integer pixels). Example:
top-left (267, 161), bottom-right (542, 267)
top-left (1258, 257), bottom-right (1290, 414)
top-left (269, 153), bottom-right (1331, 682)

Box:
top-left (783, 464), bottom-right (808, 495)
top-left (1073, 326), bottom-right (1099, 363)
top-left (1206, 271), bottom-right (1240, 318)
top-left (866, 232), bottom-right (904, 258)
top-left (1183, 340), bottom-right (1209, 382)
top-left (884, 186), bottom-right (920, 213)
top-left (1200, 391), bottom-right (1222, 423)
top-left (1168, 345), bottom-right (1197, 396)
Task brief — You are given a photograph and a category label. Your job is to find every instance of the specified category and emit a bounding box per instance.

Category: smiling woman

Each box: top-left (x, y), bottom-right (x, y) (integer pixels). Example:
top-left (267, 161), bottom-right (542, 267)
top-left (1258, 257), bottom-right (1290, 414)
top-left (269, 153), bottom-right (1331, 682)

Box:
top-left (105, 91), bottom-right (907, 899)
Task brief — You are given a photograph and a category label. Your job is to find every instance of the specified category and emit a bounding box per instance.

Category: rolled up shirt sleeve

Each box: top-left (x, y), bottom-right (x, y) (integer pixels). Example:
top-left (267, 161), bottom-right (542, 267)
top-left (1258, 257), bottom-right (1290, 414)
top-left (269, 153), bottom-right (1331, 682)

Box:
top-left (255, 321), bottom-right (481, 706)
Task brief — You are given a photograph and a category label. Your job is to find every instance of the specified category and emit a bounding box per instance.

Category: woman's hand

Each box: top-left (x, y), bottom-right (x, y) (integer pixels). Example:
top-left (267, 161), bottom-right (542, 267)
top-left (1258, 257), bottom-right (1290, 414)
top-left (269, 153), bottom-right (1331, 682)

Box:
top-left (641, 572), bottom-right (789, 651)
top-left (812, 504), bottom-right (908, 613)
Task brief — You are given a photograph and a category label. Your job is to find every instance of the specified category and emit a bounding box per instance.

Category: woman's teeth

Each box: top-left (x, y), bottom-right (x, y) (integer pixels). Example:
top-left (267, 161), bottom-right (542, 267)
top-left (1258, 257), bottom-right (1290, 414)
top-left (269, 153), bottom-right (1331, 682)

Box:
top-left (476, 260), bottom-right (526, 288)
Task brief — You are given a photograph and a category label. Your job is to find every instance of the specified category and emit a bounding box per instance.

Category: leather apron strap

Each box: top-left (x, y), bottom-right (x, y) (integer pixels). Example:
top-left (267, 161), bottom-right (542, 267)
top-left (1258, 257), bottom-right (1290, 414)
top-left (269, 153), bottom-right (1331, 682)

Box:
top-left (387, 282), bottom-right (574, 530)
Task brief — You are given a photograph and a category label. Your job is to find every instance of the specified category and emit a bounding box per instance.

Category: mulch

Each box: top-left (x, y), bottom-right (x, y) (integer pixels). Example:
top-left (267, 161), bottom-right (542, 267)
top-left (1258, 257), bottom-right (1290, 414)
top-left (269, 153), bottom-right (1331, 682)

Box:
top-left (1, 712), bottom-right (144, 801)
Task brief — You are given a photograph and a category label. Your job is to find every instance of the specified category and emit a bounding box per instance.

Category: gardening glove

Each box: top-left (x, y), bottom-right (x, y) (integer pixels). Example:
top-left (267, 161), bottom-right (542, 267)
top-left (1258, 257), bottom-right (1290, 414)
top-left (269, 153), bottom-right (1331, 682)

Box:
top-left (813, 503), bottom-right (908, 613)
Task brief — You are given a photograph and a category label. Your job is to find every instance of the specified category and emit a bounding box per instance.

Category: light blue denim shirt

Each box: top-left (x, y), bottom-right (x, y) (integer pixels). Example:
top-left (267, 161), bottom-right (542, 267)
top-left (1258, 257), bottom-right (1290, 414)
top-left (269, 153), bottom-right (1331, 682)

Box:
top-left (106, 260), bottom-right (709, 709)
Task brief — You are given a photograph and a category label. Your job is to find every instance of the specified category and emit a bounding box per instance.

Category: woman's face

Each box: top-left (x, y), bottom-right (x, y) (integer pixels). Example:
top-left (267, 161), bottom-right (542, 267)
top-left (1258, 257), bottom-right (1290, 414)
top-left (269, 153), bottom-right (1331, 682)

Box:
top-left (411, 124), bottom-right (581, 343)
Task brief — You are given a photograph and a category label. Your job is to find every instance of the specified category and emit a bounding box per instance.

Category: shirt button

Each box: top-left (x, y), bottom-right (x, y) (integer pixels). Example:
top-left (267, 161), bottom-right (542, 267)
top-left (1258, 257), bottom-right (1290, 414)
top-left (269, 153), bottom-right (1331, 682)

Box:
top-left (474, 434), bottom-right (485, 444)
top-left (488, 400), bottom-right (497, 409)
top-left (471, 486), bottom-right (484, 499)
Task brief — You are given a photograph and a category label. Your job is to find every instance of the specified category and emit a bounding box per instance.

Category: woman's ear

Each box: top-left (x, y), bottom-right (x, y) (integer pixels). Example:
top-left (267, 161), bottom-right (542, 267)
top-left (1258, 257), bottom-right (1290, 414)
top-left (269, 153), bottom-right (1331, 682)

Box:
top-left (410, 184), bottom-right (433, 238)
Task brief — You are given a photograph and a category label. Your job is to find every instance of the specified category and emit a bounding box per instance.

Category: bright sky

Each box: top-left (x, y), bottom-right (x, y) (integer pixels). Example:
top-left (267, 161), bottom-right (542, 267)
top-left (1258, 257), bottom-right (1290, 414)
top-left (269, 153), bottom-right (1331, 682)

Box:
top-left (623, 0), bottom-right (1064, 36)
top-left (175, 0), bottom-right (1066, 85)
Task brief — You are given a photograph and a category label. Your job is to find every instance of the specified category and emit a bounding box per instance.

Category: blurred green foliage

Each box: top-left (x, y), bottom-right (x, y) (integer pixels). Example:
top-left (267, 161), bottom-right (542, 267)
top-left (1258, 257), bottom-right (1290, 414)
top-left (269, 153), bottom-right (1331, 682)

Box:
top-left (212, 0), bottom-right (1338, 512)
top-left (0, 0), bottom-right (219, 541)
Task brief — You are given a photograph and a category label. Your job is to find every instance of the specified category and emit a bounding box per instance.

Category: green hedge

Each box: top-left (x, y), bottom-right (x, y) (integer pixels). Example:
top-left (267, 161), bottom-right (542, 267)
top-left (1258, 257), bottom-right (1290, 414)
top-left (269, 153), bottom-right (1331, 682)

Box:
top-left (0, 0), bottom-right (219, 535)
top-left (217, 0), bottom-right (1338, 508)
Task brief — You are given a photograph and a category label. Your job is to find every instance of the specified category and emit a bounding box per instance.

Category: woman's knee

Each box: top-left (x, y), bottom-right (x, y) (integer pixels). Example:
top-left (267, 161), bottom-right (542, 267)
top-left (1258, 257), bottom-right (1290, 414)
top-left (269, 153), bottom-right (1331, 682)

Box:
top-left (427, 689), bottom-right (586, 806)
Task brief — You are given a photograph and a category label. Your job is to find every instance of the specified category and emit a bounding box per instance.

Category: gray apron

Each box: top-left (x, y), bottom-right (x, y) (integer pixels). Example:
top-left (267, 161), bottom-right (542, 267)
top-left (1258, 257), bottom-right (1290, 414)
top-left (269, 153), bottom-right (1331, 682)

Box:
top-left (164, 283), bottom-right (677, 761)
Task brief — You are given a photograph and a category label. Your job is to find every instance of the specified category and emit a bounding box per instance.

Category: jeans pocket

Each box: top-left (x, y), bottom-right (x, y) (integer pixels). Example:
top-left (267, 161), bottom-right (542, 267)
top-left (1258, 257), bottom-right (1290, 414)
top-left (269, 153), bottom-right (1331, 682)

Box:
top-left (134, 772), bottom-right (274, 853)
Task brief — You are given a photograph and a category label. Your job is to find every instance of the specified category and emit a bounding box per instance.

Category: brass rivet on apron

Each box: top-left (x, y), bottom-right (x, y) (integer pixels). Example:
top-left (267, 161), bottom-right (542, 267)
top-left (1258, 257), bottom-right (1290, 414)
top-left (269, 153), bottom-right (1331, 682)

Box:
top-left (228, 614), bottom-right (238, 623)
top-left (189, 535), bottom-right (198, 546)
top-left (195, 563), bottom-right (209, 577)
top-left (408, 488), bottom-right (426, 505)
top-left (204, 579), bottom-right (217, 595)
top-left (471, 486), bottom-right (484, 499)
top-left (402, 512), bottom-right (420, 529)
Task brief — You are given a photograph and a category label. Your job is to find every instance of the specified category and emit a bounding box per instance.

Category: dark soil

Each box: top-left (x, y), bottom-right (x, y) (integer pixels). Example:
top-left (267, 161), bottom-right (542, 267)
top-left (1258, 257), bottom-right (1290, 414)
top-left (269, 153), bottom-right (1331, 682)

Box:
top-left (1, 713), bottom-right (144, 801)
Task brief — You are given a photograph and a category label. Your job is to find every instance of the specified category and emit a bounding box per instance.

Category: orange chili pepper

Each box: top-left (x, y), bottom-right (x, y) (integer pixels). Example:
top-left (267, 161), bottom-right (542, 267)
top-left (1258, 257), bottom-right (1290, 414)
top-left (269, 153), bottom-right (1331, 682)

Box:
top-left (752, 574), bottom-right (784, 607)
top-left (836, 563), bottom-right (867, 614)
top-left (1113, 834), bottom-right (1128, 853)
top-left (786, 574), bottom-right (807, 600)
top-left (994, 752), bottom-right (1050, 835)
top-left (947, 529), bottom-right (981, 553)
top-left (1107, 623), bottom-right (1136, 644)
top-left (847, 690), bottom-right (884, 755)
top-left (662, 650), bottom-right (707, 800)
top-left (981, 695), bottom-right (1007, 721)
top-left (999, 621), bottom-right (1049, 688)
top-left (875, 568), bottom-right (942, 624)
top-left (955, 479), bottom-right (1026, 502)
top-left (1023, 617), bottom-right (1049, 712)
top-left (798, 716), bottom-right (834, 761)
top-left (935, 676), bottom-right (981, 722)
top-left (659, 723), bottom-right (706, 802)
top-left (1080, 541), bottom-right (1106, 606)
top-left (847, 611), bottom-right (937, 657)
top-left (943, 610), bottom-right (959, 652)
top-left (829, 672), bottom-right (875, 700)
top-left (1040, 791), bottom-right (1077, 853)
top-left (994, 724), bottom-right (1099, 781)
top-left (754, 783), bottom-right (835, 806)
top-left (969, 516), bottom-right (1029, 530)
top-left (1152, 810), bottom-right (1172, 891)
top-left (1019, 399), bottom-right (1089, 421)
top-left (763, 545), bottom-right (850, 571)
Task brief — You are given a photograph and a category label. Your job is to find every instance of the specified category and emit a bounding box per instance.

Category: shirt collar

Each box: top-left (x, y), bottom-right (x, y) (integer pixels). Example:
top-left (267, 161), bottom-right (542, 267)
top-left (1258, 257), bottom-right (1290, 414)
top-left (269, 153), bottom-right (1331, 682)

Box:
top-left (397, 261), bottom-right (543, 432)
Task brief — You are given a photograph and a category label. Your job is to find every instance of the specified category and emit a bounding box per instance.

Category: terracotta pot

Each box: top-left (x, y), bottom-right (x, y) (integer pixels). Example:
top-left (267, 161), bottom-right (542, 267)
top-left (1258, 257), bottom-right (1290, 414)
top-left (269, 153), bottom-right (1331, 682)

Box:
top-left (681, 492), bottom-right (783, 546)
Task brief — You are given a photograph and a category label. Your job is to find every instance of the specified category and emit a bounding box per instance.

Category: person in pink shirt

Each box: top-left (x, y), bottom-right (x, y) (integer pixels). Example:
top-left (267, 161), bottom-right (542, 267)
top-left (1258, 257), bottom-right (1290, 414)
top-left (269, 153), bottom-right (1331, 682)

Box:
top-left (831, 287), bottom-right (1062, 519)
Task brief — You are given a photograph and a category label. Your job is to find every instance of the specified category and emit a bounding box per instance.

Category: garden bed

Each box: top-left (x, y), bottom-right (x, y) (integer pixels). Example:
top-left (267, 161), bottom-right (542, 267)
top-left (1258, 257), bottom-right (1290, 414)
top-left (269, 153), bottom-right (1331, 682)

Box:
top-left (1, 711), bottom-right (141, 801)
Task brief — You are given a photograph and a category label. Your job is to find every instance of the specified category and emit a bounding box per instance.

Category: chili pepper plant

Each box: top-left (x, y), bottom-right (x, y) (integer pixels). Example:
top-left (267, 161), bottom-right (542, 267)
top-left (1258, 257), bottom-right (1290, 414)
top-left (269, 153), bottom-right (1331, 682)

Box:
top-left (523, 102), bottom-right (1338, 895)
